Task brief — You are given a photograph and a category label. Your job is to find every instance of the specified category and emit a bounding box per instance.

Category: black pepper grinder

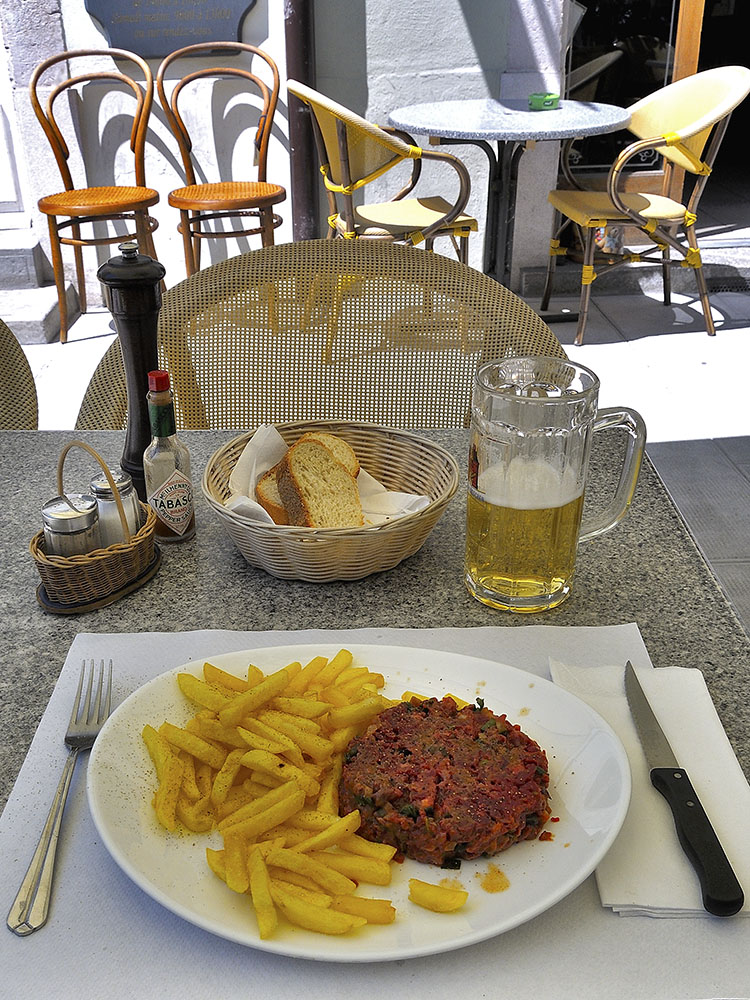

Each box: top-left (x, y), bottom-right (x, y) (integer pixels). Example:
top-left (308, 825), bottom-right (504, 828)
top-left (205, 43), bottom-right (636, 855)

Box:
top-left (97, 241), bottom-right (166, 501)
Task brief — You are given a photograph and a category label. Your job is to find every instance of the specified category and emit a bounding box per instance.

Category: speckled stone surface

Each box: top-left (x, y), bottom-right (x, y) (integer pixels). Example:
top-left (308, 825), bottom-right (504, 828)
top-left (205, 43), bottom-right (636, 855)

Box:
top-left (1, 429), bottom-right (749, 809)
top-left (389, 99), bottom-right (631, 142)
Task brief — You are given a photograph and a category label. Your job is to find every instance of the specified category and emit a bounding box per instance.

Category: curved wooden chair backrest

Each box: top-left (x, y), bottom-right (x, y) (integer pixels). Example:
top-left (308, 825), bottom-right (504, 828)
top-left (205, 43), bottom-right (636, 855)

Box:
top-left (156, 42), bottom-right (281, 185)
top-left (29, 48), bottom-right (154, 190)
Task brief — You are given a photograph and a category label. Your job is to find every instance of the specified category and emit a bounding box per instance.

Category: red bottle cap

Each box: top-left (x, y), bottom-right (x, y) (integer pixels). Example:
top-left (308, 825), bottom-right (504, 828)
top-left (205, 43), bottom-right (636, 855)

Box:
top-left (148, 370), bottom-right (171, 392)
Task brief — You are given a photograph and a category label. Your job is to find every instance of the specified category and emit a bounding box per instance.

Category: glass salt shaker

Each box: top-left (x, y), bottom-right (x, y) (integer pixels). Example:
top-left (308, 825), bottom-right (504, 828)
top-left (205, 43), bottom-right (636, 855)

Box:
top-left (89, 469), bottom-right (142, 546)
top-left (42, 494), bottom-right (102, 556)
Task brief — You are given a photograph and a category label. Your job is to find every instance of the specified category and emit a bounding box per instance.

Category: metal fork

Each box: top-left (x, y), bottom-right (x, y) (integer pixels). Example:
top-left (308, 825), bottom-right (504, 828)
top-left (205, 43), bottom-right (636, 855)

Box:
top-left (7, 658), bottom-right (113, 936)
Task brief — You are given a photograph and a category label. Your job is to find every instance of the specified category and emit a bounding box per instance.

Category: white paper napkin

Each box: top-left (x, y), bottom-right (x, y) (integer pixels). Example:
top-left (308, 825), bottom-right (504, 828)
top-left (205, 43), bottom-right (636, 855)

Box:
top-left (224, 424), bottom-right (430, 525)
top-left (550, 659), bottom-right (750, 917)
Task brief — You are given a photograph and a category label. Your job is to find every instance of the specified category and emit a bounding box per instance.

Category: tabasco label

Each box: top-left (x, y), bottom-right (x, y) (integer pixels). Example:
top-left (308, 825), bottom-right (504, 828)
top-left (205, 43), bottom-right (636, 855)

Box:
top-left (148, 469), bottom-right (194, 534)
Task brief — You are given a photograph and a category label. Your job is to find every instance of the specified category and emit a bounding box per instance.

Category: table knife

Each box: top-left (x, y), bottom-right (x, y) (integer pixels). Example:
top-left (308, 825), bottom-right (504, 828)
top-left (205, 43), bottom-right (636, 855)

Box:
top-left (624, 661), bottom-right (744, 916)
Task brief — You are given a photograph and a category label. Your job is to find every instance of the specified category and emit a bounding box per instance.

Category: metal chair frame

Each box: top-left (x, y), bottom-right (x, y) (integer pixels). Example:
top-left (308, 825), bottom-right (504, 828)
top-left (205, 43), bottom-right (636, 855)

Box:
top-left (541, 65), bottom-right (750, 345)
top-left (287, 81), bottom-right (477, 263)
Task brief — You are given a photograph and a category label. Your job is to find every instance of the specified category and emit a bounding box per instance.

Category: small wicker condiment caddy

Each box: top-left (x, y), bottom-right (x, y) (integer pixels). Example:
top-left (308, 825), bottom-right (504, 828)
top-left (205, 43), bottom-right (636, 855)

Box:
top-left (30, 440), bottom-right (159, 612)
top-left (202, 420), bottom-right (460, 582)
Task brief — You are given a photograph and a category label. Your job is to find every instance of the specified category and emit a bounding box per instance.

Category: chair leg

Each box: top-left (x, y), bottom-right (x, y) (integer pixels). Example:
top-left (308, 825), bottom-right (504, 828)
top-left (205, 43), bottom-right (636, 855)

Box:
top-left (540, 249), bottom-right (557, 312)
top-left (179, 210), bottom-right (197, 276)
top-left (260, 207), bottom-right (276, 248)
top-left (72, 223), bottom-right (87, 315)
top-left (687, 227), bottom-right (716, 336)
top-left (540, 212), bottom-right (563, 312)
top-left (135, 211), bottom-right (157, 262)
top-left (661, 243), bottom-right (671, 306)
top-left (191, 212), bottom-right (202, 273)
top-left (46, 216), bottom-right (68, 344)
top-left (574, 227), bottom-right (597, 347)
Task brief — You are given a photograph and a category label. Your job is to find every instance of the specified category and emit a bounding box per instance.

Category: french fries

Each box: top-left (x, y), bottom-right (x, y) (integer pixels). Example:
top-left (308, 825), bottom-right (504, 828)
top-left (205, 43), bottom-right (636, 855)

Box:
top-left (142, 649), bottom-right (404, 940)
top-left (408, 878), bottom-right (469, 912)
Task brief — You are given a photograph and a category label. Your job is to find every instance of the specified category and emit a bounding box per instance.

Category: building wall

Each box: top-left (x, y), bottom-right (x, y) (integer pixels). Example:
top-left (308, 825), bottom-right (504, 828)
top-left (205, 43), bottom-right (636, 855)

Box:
top-left (2, 0), bottom-right (565, 301)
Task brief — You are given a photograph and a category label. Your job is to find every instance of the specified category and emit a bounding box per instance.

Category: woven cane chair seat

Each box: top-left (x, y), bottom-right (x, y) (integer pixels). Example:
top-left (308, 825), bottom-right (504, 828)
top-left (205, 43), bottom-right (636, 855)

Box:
top-left (1, 318), bottom-right (38, 430)
top-left (76, 239), bottom-right (564, 432)
top-left (38, 186), bottom-right (159, 217)
top-left (167, 181), bottom-right (286, 213)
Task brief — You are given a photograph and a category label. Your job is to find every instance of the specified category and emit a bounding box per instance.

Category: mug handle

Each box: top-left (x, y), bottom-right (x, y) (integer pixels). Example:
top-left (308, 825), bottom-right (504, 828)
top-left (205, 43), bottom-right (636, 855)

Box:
top-left (579, 406), bottom-right (646, 543)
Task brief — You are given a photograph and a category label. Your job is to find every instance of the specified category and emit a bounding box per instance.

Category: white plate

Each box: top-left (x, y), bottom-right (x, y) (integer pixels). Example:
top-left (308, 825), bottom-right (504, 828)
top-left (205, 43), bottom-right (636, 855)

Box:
top-left (87, 644), bottom-right (630, 962)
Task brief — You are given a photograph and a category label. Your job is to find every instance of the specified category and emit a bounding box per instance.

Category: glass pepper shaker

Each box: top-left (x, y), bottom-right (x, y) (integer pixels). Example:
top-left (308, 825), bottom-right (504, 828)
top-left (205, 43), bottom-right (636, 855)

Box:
top-left (89, 469), bottom-right (142, 546)
top-left (42, 494), bottom-right (102, 556)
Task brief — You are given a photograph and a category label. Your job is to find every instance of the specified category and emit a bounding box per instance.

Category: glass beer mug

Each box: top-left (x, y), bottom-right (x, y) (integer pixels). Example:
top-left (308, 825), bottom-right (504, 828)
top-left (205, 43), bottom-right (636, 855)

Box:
top-left (465, 356), bottom-right (646, 612)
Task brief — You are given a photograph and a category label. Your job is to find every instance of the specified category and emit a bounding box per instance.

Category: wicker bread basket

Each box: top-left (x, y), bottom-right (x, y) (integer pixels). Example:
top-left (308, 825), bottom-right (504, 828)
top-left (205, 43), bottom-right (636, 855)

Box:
top-left (202, 421), bottom-right (459, 581)
top-left (30, 440), bottom-right (158, 608)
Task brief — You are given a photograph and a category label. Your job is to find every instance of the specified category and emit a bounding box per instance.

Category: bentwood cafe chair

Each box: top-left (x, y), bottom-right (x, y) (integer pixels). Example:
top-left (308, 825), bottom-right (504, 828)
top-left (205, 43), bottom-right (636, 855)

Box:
top-left (286, 81), bottom-right (477, 263)
top-left (541, 65), bottom-right (750, 345)
top-left (29, 49), bottom-right (160, 343)
top-left (75, 239), bottom-right (565, 431)
top-left (156, 42), bottom-right (286, 278)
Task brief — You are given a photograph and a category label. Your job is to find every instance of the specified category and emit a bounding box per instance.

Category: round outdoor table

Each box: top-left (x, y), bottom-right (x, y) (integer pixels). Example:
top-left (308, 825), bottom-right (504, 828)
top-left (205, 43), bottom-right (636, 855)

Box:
top-left (389, 98), bottom-right (631, 288)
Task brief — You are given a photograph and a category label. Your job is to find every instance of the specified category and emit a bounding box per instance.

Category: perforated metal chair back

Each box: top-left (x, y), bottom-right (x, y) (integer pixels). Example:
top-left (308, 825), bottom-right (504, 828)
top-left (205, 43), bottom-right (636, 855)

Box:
top-left (0, 319), bottom-right (38, 430)
top-left (76, 239), bottom-right (564, 431)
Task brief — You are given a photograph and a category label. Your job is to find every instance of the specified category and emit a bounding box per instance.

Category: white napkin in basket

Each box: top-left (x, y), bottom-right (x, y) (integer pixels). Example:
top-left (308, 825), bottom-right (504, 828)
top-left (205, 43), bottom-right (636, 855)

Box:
top-left (550, 658), bottom-right (750, 917)
top-left (224, 425), bottom-right (430, 525)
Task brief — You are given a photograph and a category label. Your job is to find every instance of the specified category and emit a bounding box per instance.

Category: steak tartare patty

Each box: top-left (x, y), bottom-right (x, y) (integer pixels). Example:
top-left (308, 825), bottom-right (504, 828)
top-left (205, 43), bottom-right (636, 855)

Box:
top-left (339, 696), bottom-right (551, 866)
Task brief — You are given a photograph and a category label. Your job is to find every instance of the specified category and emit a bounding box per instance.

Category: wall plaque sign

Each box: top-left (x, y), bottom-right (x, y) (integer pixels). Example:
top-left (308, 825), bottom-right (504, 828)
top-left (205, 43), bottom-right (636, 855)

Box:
top-left (84, 0), bottom-right (257, 59)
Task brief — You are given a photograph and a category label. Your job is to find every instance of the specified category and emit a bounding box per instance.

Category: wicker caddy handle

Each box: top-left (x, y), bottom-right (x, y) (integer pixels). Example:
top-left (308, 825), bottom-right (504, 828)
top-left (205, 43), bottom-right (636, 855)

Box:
top-left (56, 439), bottom-right (131, 545)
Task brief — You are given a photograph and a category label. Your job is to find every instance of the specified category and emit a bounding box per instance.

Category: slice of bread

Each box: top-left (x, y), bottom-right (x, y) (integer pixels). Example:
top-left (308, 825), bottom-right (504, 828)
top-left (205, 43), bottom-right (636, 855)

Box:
top-left (255, 465), bottom-right (288, 524)
top-left (276, 439), bottom-right (364, 528)
top-left (298, 432), bottom-right (360, 478)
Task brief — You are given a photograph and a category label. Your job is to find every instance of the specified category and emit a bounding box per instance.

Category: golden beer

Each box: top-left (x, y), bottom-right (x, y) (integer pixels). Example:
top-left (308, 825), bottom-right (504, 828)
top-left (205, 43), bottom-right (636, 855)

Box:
top-left (464, 486), bottom-right (585, 613)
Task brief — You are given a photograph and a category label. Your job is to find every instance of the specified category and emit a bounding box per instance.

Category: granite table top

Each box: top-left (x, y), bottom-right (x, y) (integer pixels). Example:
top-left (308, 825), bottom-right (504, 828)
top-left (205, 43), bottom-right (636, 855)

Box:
top-left (2, 428), bottom-right (749, 810)
top-left (388, 98), bottom-right (631, 143)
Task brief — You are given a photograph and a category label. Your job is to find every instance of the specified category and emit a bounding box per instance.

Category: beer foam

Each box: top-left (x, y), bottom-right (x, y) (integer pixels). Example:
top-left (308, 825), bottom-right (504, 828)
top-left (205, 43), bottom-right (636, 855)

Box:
top-left (478, 457), bottom-right (582, 510)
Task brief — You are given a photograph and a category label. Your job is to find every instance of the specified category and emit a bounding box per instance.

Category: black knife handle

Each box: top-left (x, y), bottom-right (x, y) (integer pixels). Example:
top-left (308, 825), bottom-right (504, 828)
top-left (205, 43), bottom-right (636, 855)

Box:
top-left (650, 767), bottom-right (744, 916)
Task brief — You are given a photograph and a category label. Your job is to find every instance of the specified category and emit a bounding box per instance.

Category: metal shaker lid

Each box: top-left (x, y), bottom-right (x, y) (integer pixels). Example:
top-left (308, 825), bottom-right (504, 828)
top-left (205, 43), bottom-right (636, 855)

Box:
top-left (89, 468), bottom-right (134, 500)
top-left (42, 494), bottom-right (99, 532)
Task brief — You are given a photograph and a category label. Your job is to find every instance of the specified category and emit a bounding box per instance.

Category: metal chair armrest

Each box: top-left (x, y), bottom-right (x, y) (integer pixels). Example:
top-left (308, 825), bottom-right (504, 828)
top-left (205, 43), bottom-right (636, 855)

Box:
top-left (379, 125), bottom-right (423, 198)
top-left (606, 134), bottom-right (669, 224)
top-left (414, 147), bottom-right (472, 242)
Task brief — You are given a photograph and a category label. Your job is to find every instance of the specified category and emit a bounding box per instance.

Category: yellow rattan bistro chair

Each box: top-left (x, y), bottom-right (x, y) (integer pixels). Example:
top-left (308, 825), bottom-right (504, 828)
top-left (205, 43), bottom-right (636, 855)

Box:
top-left (287, 81), bottom-right (477, 262)
top-left (75, 239), bottom-right (564, 431)
top-left (541, 65), bottom-right (750, 344)
top-left (29, 49), bottom-right (160, 344)
top-left (156, 43), bottom-right (286, 278)
top-left (0, 318), bottom-right (38, 430)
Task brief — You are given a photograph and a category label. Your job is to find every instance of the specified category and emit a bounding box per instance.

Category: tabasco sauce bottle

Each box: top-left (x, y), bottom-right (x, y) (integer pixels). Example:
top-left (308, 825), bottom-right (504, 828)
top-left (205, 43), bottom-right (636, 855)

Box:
top-left (143, 370), bottom-right (196, 542)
